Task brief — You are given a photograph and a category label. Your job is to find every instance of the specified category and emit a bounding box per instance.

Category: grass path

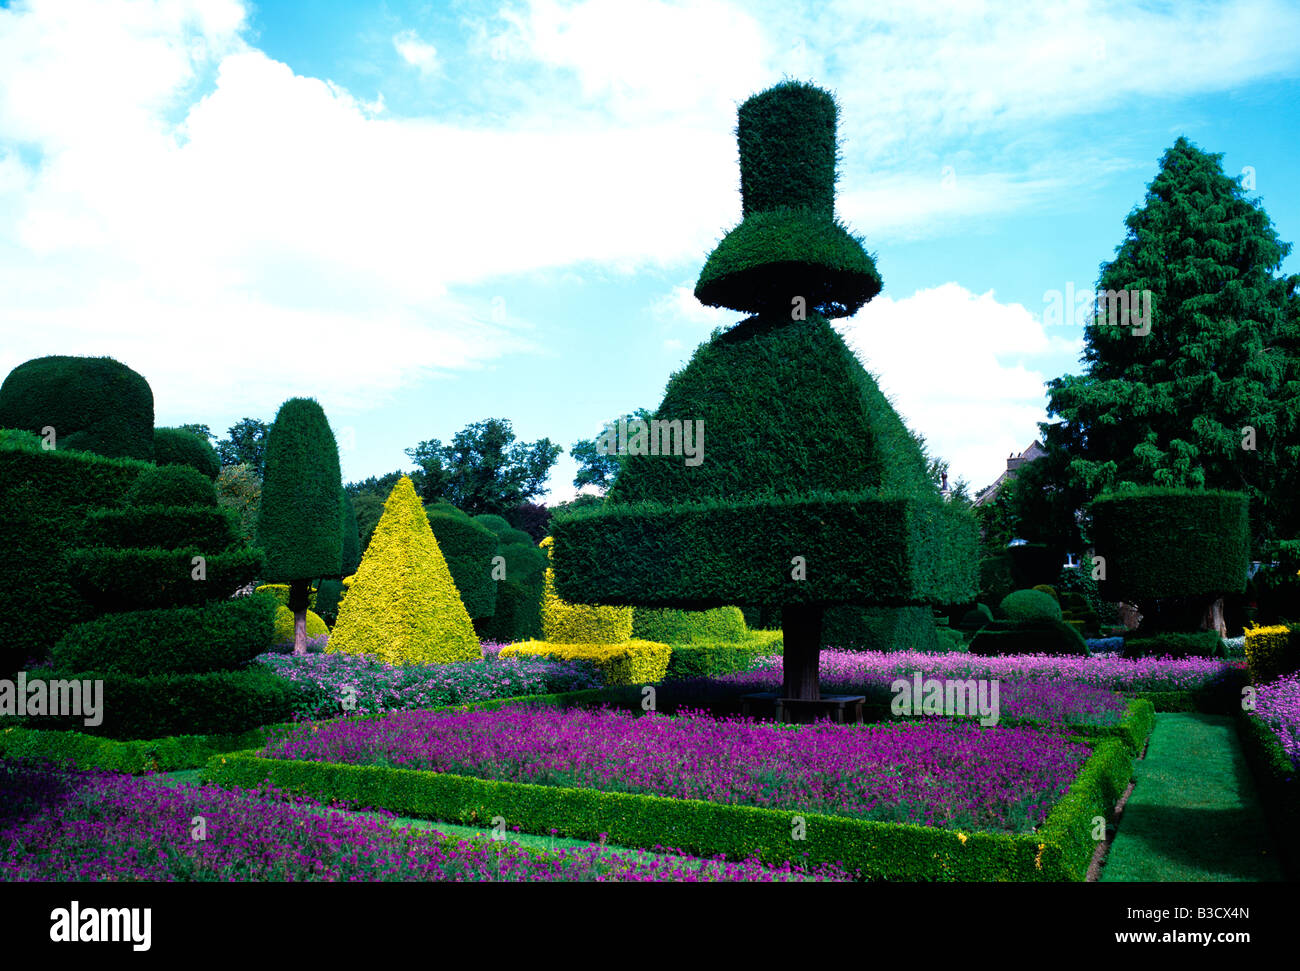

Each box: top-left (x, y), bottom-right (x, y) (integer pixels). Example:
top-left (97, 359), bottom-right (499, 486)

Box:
top-left (1101, 713), bottom-right (1283, 882)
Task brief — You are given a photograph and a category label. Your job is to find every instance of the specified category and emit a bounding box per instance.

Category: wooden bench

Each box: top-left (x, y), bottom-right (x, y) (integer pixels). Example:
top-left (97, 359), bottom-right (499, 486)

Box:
top-left (741, 692), bottom-right (866, 725)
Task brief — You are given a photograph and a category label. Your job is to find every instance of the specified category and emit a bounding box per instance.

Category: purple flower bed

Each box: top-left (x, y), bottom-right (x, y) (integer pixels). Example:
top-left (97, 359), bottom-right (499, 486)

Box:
top-left (257, 646), bottom-right (600, 719)
top-left (260, 706), bottom-right (1092, 833)
top-left (1253, 673), bottom-right (1300, 769)
top-left (0, 760), bottom-right (848, 882)
top-left (723, 649), bottom-right (1231, 694)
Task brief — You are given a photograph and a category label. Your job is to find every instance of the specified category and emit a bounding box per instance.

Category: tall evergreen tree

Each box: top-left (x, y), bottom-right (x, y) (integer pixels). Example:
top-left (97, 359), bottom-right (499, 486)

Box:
top-left (1042, 137), bottom-right (1300, 550)
top-left (255, 398), bottom-right (343, 654)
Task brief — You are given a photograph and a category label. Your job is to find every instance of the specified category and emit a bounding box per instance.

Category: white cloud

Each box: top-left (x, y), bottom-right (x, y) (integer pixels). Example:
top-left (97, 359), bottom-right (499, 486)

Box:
top-left (650, 283), bottom-right (731, 327)
top-left (836, 283), bottom-right (1083, 491)
top-left (393, 29), bottom-right (439, 78)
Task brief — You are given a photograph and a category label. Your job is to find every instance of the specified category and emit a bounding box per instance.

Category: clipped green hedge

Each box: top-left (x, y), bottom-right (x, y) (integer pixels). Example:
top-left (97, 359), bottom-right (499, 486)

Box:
top-left (126, 464), bottom-right (217, 508)
top-left (0, 355), bottom-right (154, 461)
top-left (1236, 712), bottom-right (1300, 878)
top-left (633, 606), bottom-right (748, 644)
top-left (427, 511), bottom-right (499, 619)
top-left (203, 736), bottom-right (1133, 881)
top-left (67, 546), bottom-right (267, 612)
top-left (0, 445), bottom-right (149, 672)
top-left (83, 504), bottom-right (240, 553)
top-left (1090, 488), bottom-right (1249, 601)
top-left (0, 725), bottom-right (277, 774)
top-left (27, 664), bottom-right (305, 739)
top-left (1000, 589), bottom-right (1063, 623)
top-left (662, 637), bottom-right (781, 681)
top-left (968, 620), bottom-right (1090, 657)
top-left (1121, 631), bottom-right (1222, 659)
top-left (153, 427), bottom-right (220, 479)
top-left (50, 592), bottom-right (279, 675)
top-left (820, 605), bottom-right (939, 652)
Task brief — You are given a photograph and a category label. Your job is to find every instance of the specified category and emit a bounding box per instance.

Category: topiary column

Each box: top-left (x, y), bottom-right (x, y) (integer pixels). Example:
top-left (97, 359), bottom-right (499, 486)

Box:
top-left (256, 398), bottom-right (343, 654)
top-left (550, 82), bottom-right (978, 705)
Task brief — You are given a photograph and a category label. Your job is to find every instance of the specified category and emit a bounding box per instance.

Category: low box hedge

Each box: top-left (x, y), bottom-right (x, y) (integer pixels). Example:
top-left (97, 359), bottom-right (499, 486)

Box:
top-left (1121, 631), bottom-right (1222, 659)
top-left (0, 724), bottom-right (277, 774)
top-left (202, 735), bottom-right (1133, 881)
top-left (1236, 712), bottom-right (1299, 879)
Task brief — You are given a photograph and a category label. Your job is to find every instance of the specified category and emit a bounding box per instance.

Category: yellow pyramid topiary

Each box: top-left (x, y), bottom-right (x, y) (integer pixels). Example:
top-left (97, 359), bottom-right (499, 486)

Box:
top-left (539, 536), bottom-right (633, 644)
top-left (328, 475), bottom-right (481, 665)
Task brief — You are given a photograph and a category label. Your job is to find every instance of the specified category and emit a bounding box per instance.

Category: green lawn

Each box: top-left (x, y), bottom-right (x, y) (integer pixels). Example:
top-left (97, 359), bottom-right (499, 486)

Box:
top-left (1101, 713), bottom-right (1283, 882)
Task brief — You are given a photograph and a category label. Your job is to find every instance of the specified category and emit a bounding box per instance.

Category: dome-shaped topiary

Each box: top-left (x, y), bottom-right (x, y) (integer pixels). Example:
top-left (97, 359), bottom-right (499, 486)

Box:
top-left (1031, 583), bottom-right (1060, 602)
top-left (427, 510), bottom-right (499, 619)
top-left (999, 589), bottom-right (1063, 623)
top-left (633, 606), bottom-right (748, 644)
top-left (127, 464), bottom-right (218, 508)
top-left (153, 427), bottom-right (220, 479)
top-left (0, 355), bottom-right (154, 460)
top-left (273, 605), bottom-right (328, 643)
top-left (472, 513), bottom-right (512, 535)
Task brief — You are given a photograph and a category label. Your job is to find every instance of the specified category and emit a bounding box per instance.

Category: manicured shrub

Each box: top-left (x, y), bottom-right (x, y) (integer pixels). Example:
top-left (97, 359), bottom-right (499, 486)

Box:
top-left (820, 605), bottom-right (939, 653)
top-left (27, 664), bottom-right (305, 739)
top-left (959, 604), bottom-right (994, 630)
top-left (274, 605), bottom-right (328, 644)
top-left (126, 464), bottom-right (217, 508)
top-left (1032, 584), bottom-right (1060, 602)
top-left (0, 445), bottom-right (149, 671)
top-left (254, 583), bottom-right (317, 610)
top-left (471, 513), bottom-right (512, 535)
top-left (427, 511), bottom-right (499, 619)
top-left (329, 476), bottom-right (481, 665)
top-left (1000, 589), bottom-right (1064, 624)
top-left (314, 579), bottom-right (345, 627)
top-left (153, 427), bottom-right (220, 479)
top-left (49, 593), bottom-right (279, 676)
top-left (506, 502), bottom-right (551, 543)
top-left (540, 536), bottom-right (633, 644)
top-left (633, 606), bottom-right (748, 644)
top-left (496, 527), bottom-right (535, 548)
top-left (663, 637), bottom-right (779, 680)
top-left (968, 620), bottom-right (1090, 657)
top-left (935, 626), bottom-right (967, 652)
top-left (1245, 625), bottom-right (1300, 685)
top-left (67, 547), bottom-right (266, 611)
top-left (84, 505), bottom-right (239, 552)
top-left (1089, 488), bottom-right (1250, 602)
top-left (0, 725), bottom-right (275, 774)
top-left (501, 640), bottom-right (671, 685)
top-left (1121, 631), bottom-right (1223, 660)
top-left (0, 355), bottom-right (154, 460)
top-left (978, 554), bottom-right (1015, 605)
top-left (340, 490), bottom-right (361, 575)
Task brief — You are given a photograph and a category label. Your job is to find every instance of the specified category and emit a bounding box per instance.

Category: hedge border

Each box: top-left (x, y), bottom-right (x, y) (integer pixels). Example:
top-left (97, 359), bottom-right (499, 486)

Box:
top-left (1235, 711), bottom-right (1299, 879)
top-left (0, 725), bottom-right (276, 774)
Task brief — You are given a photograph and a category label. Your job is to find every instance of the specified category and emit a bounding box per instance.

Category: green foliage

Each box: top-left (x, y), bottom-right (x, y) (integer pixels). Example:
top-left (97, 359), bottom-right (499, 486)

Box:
top-left (1042, 136), bottom-right (1300, 549)
top-left (969, 620), bottom-right (1090, 656)
top-left (1244, 625), bottom-right (1300, 685)
top-left (474, 543), bottom-right (548, 643)
top-left (1122, 631), bottom-right (1223, 659)
top-left (820, 606), bottom-right (940, 653)
top-left (329, 476), bottom-right (481, 665)
top-left (662, 636), bottom-right (781, 680)
top-left (0, 445), bottom-right (149, 672)
top-left (501, 640), bottom-right (671, 685)
top-left (256, 398), bottom-right (343, 583)
top-left (340, 490), bottom-right (361, 575)
top-left (632, 606), bottom-right (748, 644)
top-left (215, 418), bottom-right (269, 476)
top-left (314, 579), bottom-right (345, 627)
top-left (571, 408), bottom-right (653, 492)
top-left (273, 605), bottom-right (328, 643)
top-left (1090, 487), bottom-right (1250, 602)
top-left (28, 665), bottom-right (304, 740)
top-left (959, 604), bottom-right (994, 630)
top-left (0, 725), bottom-right (276, 774)
top-left (205, 736), bottom-right (1134, 882)
top-left (977, 553), bottom-right (1015, 605)
top-left (85, 505), bottom-right (239, 552)
top-left (216, 463), bottom-right (261, 547)
top-left (505, 502), bottom-right (551, 544)
top-left (427, 510), bottom-right (499, 619)
top-left (540, 537), bottom-right (634, 643)
top-left (1032, 584), bottom-right (1060, 601)
top-left (406, 418), bottom-right (562, 515)
top-left (127, 464), bottom-right (217, 508)
top-left (153, 426), bottom-right (220, 479)
top-left (50, 594), bottom-right (279, 675)
top-left (352, 493), bottom-right (385, 553)
top-left (1000, 589), bottom-right (1064, 623)
top-left (67, 547), bottom-right (266, 612)
top-left (0, 355), bottom-right (154, 460)
top-left (935, 626), bottom-right (967, 653)
top-left (471, 513), bottom-right (512, 535)
top-left (253, 583), bottom-right (316, 610)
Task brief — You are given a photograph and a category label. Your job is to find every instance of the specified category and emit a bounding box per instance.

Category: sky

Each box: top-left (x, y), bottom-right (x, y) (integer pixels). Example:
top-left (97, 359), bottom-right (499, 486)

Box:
top-left (2, 0), bottom-right (1299, 502)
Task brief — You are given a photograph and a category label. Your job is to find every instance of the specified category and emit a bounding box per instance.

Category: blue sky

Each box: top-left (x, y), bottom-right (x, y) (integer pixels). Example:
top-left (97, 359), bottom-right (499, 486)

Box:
top-left (2, 0), bottom-right (1298, 499)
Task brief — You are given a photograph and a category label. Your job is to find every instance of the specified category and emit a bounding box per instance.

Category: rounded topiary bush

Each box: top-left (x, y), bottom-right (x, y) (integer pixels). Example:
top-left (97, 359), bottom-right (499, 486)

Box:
top-left (0, 355), bottom-right (154, 461)
top-left (127, 464), bottom-right (217, 508)
top-left (273, 605), bottom-right (328, 644)
top-left (1032, 584), bottom-right (1060, 602)
top-left (999, 589), bottom-right (1063, 623)
top-left (472, 513), bottom-right (512, 535)
top-left (153, 427), bottom-right (220, 479)
top-left (633, 606), bottom-right (748, 644)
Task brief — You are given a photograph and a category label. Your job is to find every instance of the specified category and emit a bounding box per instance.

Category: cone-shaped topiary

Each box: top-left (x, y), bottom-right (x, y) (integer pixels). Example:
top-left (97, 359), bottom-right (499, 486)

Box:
top-left (328, 476), bottom-right (481, 665)
top-left (153, 427), bottom-right (220, 479)
top-left (256, 398), bottom-right (343, 653)
top-left (551, 82), bottom-right (978, 705)
top-left (0, 355), bottom-right (154, 461)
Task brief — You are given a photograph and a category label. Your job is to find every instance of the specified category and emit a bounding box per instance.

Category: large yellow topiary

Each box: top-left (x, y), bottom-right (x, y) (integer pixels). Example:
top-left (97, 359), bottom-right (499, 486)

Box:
top-left (1244, 623), bottom-right (1298, 685)
top-left (501, 639), bottom-right (671, 685)
top-left (328, 476), bottom-right (481, 665)
top-left (539, 536), bottom-right (633, 644)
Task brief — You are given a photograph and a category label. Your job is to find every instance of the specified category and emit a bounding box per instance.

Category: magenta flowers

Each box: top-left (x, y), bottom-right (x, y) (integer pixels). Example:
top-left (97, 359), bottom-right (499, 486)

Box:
top-left (260, 706), bottom-right (1091, 833)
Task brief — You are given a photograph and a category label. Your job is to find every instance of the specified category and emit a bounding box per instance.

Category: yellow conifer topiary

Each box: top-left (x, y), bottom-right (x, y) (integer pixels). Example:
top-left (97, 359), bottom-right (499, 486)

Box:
top-left (539, 535), bottom-right (633, 644)
top-left (328, 476), bottom-right (481, 665)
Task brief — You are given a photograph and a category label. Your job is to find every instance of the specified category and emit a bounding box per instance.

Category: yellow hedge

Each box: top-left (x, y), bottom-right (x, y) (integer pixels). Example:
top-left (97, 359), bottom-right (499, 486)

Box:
top-left (273, 605), bottom-right (328, 642)
top-left (502, 639), bottom-right (671, 685)
top-left (328, 476), bottom-right (481, 665)
top-left (255, 583), bottom-right (317, 610)
top-left (1245, 624), bottom-right (1298, 685)
top-left (539, 536), bottom-right (633, 644)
